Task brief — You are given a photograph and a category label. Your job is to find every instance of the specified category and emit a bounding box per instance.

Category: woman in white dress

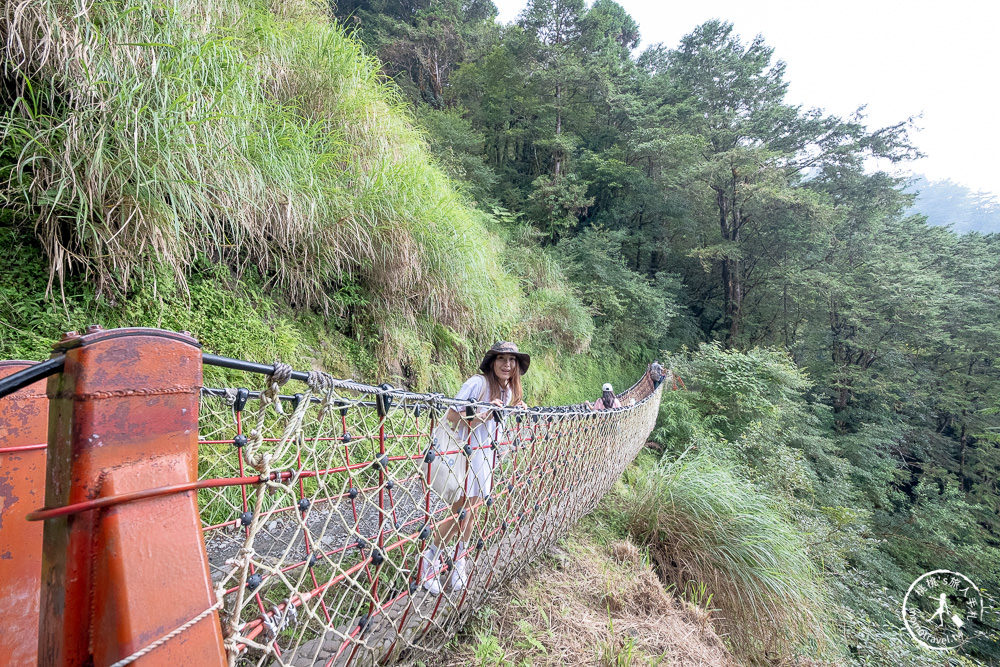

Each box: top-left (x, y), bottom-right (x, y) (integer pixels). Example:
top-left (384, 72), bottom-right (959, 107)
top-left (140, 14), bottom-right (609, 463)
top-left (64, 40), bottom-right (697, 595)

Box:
top-left (420, 341), bottom-right (529, 594)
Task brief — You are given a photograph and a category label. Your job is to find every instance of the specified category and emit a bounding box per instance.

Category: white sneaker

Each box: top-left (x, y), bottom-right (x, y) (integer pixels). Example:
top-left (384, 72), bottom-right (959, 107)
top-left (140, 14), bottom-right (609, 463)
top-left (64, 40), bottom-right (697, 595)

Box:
top-left (420, 548), bottom-right (443, 595)
top-left (450, 558), bottom-right (468, 592)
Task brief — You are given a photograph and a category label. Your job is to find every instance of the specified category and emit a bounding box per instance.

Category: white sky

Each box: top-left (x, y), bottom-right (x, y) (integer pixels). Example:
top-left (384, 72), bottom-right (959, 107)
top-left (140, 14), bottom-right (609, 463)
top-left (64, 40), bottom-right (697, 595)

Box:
top-left (492, 0), bottom-right (1000, 196)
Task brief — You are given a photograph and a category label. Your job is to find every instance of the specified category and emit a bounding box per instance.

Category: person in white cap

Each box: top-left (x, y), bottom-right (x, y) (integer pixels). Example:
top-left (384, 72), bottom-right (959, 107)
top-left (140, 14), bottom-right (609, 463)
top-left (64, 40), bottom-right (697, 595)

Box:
top-left (587, 383), bottom-right (622, 410)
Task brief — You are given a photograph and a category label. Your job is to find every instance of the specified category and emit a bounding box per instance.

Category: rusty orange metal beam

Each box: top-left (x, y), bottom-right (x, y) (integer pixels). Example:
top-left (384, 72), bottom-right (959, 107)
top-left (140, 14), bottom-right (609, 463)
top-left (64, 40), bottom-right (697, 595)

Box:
top-left (37, 327), bottom-right (227, 667)
top-left (0, 360), bottom-right (49, 667)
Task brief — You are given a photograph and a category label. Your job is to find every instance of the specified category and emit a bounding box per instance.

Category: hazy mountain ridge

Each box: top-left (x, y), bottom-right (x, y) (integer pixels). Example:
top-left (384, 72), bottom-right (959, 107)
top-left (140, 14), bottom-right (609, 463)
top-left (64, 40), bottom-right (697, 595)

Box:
top-left (907, 174), bottom-right (1000, 234)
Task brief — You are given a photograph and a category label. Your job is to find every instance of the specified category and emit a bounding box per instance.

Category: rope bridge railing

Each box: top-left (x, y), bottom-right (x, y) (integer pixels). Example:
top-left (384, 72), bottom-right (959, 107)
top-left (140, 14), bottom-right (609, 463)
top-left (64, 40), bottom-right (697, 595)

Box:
top-left (196, 361), bottom-right (662, 666)
top-left (0, 327), bottom-right (664, 667)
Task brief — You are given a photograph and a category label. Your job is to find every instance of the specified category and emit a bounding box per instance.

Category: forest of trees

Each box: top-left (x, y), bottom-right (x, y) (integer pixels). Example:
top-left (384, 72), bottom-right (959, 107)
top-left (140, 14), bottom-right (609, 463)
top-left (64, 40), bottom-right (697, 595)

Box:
top-left (331, 0), bottom-right (1000, 661)
top-left (2, 0), bottom-right (997, 663)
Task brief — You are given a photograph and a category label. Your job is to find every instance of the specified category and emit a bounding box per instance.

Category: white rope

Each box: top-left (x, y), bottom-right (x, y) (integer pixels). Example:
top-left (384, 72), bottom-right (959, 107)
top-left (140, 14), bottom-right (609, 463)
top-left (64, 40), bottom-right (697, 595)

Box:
top-left (108, 599), bottom-right (223, 667)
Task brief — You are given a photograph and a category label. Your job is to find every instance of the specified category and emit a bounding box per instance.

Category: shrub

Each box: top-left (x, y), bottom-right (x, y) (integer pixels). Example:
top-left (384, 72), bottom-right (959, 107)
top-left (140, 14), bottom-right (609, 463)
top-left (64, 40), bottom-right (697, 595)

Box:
top-left (617, 450), bottom-right (837, 665)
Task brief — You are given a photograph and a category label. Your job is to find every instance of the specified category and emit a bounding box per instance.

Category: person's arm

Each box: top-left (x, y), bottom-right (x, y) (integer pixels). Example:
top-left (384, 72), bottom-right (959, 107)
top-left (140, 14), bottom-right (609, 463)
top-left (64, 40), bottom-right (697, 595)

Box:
top-left (445, 376), bottom-right (497, 428)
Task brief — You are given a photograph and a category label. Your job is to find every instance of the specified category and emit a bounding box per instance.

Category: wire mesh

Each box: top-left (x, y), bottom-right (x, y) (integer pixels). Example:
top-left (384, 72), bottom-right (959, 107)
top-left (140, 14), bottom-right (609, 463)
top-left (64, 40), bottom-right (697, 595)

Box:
top-left (197, 368), bottom-right (663, 666)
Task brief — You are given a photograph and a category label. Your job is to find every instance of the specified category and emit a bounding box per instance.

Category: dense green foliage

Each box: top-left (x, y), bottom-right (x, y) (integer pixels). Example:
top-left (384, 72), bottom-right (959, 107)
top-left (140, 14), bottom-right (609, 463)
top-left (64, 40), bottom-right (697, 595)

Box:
top-left (0, 0), bottom-right (529, 369)
top-left (3, 0), bottom-right (999, 663)
top-left (0, 0), bottom-right (646, 397)
top-left (651, 345), bottom-right (996, 664)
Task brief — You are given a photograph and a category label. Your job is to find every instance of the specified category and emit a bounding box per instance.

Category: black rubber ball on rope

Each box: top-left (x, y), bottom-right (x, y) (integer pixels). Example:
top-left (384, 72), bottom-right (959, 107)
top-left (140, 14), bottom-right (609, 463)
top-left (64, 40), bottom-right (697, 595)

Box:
top-left (240, 511), bottom-right (253, 526)
top-left (247, 573), bottom-right (263, 591)
top-left (348, 487), bottom-right (358, 500)
top-left (298, 498), bottom-right (311, 512)
top-left (233, 434), bottom-right (247, 448)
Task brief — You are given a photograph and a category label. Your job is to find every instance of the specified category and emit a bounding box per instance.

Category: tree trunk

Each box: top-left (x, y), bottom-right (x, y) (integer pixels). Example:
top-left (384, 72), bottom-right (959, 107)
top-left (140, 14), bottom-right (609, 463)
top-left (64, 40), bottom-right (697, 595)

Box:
top-left (717, 178), bottom-right (743, 347)
top-left (723, 257), bottom-right (743, 346)
top-left (554, 82), bottom-right (562, 176)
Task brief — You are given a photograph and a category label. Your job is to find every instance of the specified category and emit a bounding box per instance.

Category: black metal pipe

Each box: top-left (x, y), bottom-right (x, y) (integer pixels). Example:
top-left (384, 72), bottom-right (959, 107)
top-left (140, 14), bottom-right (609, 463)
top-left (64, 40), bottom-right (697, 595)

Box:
top-left (0, 356), bottom-right (65, 399)
top-left (201, 353), bottom-right (312, 383)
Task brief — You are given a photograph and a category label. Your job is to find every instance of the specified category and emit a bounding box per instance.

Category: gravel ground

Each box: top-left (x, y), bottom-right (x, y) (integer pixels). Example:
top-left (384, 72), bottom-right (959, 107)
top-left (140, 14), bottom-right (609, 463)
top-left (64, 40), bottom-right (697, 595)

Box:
top-left (205, 477), bottom-right (443, 584)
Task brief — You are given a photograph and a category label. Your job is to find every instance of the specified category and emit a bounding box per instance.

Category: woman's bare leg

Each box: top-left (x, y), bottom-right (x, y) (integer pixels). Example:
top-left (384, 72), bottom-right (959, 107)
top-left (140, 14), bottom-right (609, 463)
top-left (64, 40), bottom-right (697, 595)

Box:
top-left (431, 497), bottom-right (469, 547)
top-left (458, 497), bottom-right (478, 548)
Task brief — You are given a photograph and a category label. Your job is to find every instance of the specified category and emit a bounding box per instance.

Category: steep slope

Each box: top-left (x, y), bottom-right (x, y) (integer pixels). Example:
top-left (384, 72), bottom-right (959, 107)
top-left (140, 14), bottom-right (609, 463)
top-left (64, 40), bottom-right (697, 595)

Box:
top-left (0, 0), bottom-right (614, 396)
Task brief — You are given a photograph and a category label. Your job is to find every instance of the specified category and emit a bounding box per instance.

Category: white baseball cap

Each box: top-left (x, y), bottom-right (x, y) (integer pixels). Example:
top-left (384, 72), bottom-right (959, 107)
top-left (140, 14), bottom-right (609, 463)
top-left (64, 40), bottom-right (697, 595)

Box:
top-left (602, 383), bottom-right (613, 392)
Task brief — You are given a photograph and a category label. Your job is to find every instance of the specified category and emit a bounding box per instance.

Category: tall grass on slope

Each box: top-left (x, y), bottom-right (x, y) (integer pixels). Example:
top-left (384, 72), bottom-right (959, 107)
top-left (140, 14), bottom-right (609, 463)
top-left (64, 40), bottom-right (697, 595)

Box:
top-left (618, 450), bottom-right (837, 665)
top-left (0, 0), bottom-right (519, 344)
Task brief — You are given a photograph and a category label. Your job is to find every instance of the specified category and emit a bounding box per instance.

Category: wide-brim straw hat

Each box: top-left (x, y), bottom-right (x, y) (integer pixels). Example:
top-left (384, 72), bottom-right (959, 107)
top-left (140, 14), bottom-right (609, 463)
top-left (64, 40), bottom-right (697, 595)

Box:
top-left (480, 341), bottom-right (530, 375)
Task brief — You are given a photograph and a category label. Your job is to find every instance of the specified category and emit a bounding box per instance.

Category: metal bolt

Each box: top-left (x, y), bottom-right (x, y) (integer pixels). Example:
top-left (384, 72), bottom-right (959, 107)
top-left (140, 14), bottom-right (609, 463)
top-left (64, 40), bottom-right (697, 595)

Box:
top-left (85, 324), bottom-right (103, 333)
top-left (61, 331), bottom-right (79, 341)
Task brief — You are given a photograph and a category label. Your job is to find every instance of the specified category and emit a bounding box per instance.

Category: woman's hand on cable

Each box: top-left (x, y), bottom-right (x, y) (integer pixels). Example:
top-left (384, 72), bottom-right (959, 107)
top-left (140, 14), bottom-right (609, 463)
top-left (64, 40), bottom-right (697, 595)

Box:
top-left (476, 398), bottom-right (505, 424)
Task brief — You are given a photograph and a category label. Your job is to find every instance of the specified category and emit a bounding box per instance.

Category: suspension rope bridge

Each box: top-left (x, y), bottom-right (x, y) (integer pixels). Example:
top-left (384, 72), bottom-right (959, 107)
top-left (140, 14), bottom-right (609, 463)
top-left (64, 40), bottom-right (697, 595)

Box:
top-left (0, 327), bottom-right (667, 667)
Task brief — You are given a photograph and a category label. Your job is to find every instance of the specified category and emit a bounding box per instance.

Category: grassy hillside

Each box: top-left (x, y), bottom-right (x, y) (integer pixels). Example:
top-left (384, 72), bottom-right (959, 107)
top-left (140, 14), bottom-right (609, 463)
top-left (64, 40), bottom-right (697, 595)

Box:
top-left (0, 0), bottom-right (637, 397)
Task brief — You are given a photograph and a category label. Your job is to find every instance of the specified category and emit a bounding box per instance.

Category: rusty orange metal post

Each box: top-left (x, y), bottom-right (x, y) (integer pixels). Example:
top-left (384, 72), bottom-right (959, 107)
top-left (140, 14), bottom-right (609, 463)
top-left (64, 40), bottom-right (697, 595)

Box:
top-left (0, 361), bottom-right (49, 666)
top-left (37, 327), bottom-right (227, 667)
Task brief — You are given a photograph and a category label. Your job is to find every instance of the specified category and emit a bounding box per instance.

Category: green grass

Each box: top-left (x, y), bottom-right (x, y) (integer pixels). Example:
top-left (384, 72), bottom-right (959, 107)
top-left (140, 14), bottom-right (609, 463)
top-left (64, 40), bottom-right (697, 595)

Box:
top-left (600, 449), bottom-right (839, 666)
top-left (0, 0), bottom-right (528, 367)
top-left (0, 0), bottom-right (651, 395)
